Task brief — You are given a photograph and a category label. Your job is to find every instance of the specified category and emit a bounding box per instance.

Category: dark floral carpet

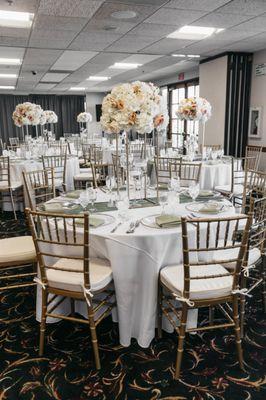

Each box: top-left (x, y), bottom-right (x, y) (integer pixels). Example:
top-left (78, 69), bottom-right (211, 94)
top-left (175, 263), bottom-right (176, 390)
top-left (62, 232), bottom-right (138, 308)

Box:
top-left (0, 212), bottom-right (265, 400)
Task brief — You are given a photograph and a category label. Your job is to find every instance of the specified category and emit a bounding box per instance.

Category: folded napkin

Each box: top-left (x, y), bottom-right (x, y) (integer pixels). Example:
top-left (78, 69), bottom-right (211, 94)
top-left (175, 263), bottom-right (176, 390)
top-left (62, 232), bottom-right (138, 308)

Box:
top-left (156, 214), bottom-right (181, 228)
top-left (76, 216), bottom-right (104, 227)
top-left (65, 190), bottom-right (83, 199)
top-left (44, 203), bottom-right (63, 212)
top-left (198, 190), bottom-right (214, 197)
top-left (199, 202), bottom-right (222, 213)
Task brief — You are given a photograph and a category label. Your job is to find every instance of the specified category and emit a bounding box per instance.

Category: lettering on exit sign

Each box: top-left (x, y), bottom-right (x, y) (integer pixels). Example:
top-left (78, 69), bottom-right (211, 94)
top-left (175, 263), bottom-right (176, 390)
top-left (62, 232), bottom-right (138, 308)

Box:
top-left (255, 63), bottom-right (266, 76)
top-left (178, 72), bottom-right (185, 80)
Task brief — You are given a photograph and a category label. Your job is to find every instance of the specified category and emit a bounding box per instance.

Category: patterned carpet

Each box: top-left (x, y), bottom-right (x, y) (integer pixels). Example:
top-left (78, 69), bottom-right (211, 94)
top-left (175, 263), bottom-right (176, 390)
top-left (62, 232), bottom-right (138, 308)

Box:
top-left (0, 213), bottom-right (265, 400)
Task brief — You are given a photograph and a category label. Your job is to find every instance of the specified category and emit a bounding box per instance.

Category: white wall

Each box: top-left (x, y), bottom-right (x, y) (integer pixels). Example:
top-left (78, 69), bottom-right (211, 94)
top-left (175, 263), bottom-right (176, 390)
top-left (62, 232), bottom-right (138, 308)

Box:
top-left (154, 67), bottom-right (199, 87)
top-left (85, 92), bottom-right (105, 135)
top-left (199, 56), bottom-right (228, 146)
top-left (249, 49), bottom-right (266, 170)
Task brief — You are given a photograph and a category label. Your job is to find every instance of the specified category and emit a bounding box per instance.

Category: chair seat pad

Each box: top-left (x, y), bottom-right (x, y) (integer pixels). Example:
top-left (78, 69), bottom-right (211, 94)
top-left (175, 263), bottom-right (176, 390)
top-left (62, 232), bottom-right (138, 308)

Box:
top-left (0, 181), bottom-right (22, 190)
top-left (0, 236), bottom-right (36, 265)
top-left (46, 257), bottom-right (112, 292)
top-left (214, 244), bottom-right (261, 267)
top-left (160, 263), bottom-right (233, 300)
top-left (215, 184), bottom-right (243, 195)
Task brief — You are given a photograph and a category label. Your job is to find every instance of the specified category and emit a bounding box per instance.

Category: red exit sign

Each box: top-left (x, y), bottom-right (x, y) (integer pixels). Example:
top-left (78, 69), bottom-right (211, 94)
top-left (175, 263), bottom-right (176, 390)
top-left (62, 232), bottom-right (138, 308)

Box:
top-left (178, 72), bottom-right (185, 80)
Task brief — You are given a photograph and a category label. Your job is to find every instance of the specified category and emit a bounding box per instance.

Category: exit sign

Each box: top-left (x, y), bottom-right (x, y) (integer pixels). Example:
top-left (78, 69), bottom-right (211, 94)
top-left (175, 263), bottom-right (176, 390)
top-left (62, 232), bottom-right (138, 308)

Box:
top-left (178, 72), bottom-right (185, 80)
top-left (255, 63), bottom-right (266, 76)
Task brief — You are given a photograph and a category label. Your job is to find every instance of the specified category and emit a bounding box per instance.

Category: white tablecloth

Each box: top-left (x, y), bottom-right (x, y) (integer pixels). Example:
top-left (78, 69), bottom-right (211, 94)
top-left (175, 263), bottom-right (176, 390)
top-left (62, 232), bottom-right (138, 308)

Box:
top-left (36, 190), bottom-right (235, 348)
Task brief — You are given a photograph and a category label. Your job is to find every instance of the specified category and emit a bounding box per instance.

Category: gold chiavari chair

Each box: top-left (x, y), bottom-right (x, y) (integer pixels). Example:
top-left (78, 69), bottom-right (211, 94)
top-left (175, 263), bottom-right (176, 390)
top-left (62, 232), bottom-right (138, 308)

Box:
top-left (9, 137), bottom-right (19, 147)
top-left (73, 145), bottom-right (102, 189)
top-left (48, 141), bottom-right (70, 155)
top-left (241, 169), bottom-right (266, 213)
top-left (129, 143), bottom-right (143, 159)
top-left (245, 145), bottom-right (262, 170)
top-left (42, 154), bottom-right (67, 192)
top-left (0, 156), bottom-right (23, 219)
top-left (0, 235), bottom-right (36, 291)
top-left (215, 156), bottom-right (256, 201)
top-left (0, 138), bottom-right (6, 155)
top-left (170, 160), bottom-right (202, 187)
top-left (200, 144), bottom-right (222, 153)
top-left (158, 213), bottom-right (252, 380)
top-left (26, 209), bottom-right (116, 369)
top-left (154, 157), bottom-right (180, 187)
top-left (23, 168), bottom-right (56, 210)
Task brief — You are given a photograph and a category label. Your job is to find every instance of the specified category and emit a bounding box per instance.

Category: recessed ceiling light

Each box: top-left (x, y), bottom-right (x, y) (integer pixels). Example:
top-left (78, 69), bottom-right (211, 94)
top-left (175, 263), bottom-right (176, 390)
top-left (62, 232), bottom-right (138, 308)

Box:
top-left (109, 62), bottom-right (142, 70)
top-left (171, 54), bottom-right (186, 57)
top-left (111, 10), bottom-right (137, 20)
top-left (0, 58), bottom-right (21, 65)
top-left (0, 73), bottom-right (17, 78)
top-left (167, 25), bottom-right (224, 40)
top-left (0, 10), bottom-right (34, 28)
top-left (69, 87), bottom-right (86, 91)
top-left (87, 76), bottom-right (110, 81)
top-left (0, 85), bottom-right (15, 89)
top-left (187, 54), bottom-right (200, 58)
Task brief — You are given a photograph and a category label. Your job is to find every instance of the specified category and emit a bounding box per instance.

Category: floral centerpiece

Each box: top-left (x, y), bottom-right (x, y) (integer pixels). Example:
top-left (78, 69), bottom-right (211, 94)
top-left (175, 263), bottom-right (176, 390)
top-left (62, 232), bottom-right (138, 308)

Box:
top-left (176, 97), bottom-right (211, 159)
top-left (12, 102), bottom-right (43, 139)
top-left (77, 112), bottom-right (92, 123)
top-left (44, 110), bottom-right (58, 124)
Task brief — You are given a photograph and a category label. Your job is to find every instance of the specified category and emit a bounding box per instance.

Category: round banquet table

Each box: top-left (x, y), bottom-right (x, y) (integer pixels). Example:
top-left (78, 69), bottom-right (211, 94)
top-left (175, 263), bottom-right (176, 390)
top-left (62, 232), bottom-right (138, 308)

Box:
top-left (36, 189), bottom-right (236, 348)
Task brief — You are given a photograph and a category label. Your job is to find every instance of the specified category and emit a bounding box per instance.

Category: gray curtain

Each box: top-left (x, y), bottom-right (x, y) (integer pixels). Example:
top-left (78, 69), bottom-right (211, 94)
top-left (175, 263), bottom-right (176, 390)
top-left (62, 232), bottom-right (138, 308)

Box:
top-left (0, 94), bottom-right (85, 144)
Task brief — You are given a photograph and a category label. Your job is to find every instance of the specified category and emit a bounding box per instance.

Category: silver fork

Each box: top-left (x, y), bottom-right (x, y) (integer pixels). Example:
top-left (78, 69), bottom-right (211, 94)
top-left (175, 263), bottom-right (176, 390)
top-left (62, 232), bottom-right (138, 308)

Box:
top-left (126, 221), bottom-right (136, 234)
top-left (130, 219), bottom-right (141, 234)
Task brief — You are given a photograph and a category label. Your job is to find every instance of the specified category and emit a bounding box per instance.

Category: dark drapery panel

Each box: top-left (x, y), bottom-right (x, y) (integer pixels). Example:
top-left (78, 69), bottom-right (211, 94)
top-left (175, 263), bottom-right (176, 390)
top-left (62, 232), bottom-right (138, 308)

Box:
top-left (224, 53), bottom-right (253, 157)
top-left (0, 94), bottom-right (85, 143)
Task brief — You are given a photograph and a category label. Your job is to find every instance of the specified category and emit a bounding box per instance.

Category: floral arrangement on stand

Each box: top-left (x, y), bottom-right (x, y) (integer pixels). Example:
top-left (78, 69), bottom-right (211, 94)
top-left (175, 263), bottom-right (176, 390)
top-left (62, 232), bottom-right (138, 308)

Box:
top-left (100, 81), bottom-right (168, 197)
top-left (77, 112), bottom-right (92, 136)
top-left (176, 97), bottom-right (211, 159)
top-left (12, 102), bottom-right (43, 140)
top-left (44, 110), bottom-right (58, 136)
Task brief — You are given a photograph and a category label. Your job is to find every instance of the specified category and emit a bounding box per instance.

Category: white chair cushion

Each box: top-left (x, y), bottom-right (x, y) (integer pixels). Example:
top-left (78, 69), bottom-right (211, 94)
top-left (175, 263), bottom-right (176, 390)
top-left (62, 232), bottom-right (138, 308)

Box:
top-left (0, 181), bottom-right (22, 190)
top-left (215, 184), bottom-right (243, 196)
top-left (0, 236), bottom-right (36, 265)
top-left (213, 244), bottom-right (261, 268)
top-left (46, 257), bottom-right (112, 292)
top-left (74, 173), bottom-right (94, 181)
top-left (160, 263), bottom-right (233, 300)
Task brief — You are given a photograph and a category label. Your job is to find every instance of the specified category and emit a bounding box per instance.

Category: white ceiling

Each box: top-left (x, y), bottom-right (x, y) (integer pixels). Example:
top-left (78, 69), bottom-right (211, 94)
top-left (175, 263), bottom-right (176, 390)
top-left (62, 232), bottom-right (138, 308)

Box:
top-left (0, 0), bottom-right (266, 94)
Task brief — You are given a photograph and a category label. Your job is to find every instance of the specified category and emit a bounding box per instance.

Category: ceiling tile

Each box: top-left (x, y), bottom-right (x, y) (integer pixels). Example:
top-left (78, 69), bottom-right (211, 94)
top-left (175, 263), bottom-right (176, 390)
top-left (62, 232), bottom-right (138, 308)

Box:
top-left (23, 49), bottom-right (63, 66)
top-left (69, 32), bottom-right (122, 51)
top-left (166, 0), bottom-right (232, 11)
top-left (41, 72), bottom-right (69, 82)
top-left (35, 83), bottom-right (57, 90)
top-left (129, 23), bottom-right (179, 38)
top-left (139, 38), bottom-right (195, 55)
top-left (38, 0), bottom-right (104, 18)
top-left (83, 19), bottom-right (136, 35)
top-left (145, 8), bottom-right (206, 25)
top-left (105, 0), bottom-right (167, 4)
top-left (0, 27), bottom-right (31, 38)
top-left (0, 46), bottom-right (25, 58)
top-left (105, 35), bottom-right (158, 52)
top-left (218, 0), bottom-right (266, 16)
top-left (30, 29), bottom-right (77, 41)
top-left (190, 12), bottom-right (253, 28)
top-left (33, 15), bottom-right (88, 31)
top-left (28, 38), bottom-right (72, 49)
top-left (51, 51), bottom-right (98, 71)
top-left (231, 16), bottom-right (266, 33)
top-left (0, 0), bottom-right (38, 13)
top-left (0, 37), bottom-right (28, 47)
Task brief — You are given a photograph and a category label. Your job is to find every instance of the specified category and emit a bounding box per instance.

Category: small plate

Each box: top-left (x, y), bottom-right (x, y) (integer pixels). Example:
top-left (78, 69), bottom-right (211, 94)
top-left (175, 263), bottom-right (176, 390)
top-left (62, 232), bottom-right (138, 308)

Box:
top-left (141, 214), bottom-right (181, 229)
top-left (186, 202), bottom-right (229, 214)
top-left (67, 213), bottom-right (115, 228)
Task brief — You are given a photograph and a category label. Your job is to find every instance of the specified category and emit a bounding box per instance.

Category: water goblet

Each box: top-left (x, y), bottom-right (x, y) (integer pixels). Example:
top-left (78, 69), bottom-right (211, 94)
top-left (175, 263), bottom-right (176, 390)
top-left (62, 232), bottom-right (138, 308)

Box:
top-left (188, 182), bottom-right (200, 202)
top-left (88, 188), bottom-right (97, 213)
top-left (159, 192), bottom-right (168, 215)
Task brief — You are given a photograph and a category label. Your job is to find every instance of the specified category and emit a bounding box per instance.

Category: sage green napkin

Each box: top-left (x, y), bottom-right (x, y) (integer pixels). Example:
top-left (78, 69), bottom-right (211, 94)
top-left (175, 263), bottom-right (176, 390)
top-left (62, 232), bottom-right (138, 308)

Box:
top-left (65, 190), bottom-right (83, 199)
top-left (156, 214), bottom-right (181, 228)
top-left (44, 203), bottom-right (63, 212)
top-left (199, 190), bottom-right (214, 197)
top-left (76, 216), bottom-right (104, 227)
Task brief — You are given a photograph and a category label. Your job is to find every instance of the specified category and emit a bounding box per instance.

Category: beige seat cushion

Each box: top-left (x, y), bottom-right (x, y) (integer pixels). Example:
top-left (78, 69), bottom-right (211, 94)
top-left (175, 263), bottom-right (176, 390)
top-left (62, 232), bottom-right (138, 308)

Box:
top-left (160, 263), bottom-right (233, 300)
top-left (215, 184), bottom-right (243, 196)
top-left (0, 236), bottom-right (36, 265)
top-left (46, 257), bottom-right (112, 292)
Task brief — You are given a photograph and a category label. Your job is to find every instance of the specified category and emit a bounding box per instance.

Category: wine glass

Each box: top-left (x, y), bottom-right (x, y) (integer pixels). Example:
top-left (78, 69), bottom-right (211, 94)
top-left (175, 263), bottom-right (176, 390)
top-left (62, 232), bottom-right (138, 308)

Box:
top-left (188, 182), bottom-right (200, 202)
top-left (116, 196), bottom-right (129, 222)
top-left (159, 192), bottom-right (168, 215)
top-left (88, 188), bottom-right (97, 213)
top-left (106, 175), bottom-right (115, 207)
top-left (79, 191), bottom-right (89, 211)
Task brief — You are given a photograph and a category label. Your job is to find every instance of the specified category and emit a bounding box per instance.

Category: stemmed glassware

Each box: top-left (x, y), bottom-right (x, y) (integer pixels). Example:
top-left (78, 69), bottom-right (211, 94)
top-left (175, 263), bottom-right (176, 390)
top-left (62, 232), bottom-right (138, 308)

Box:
top-left (88, 187), bottom-right (97, 213)
top-left (79, 191), bottom-right (90, 211)
top-left (116, 195), bottom-right (129, 222)
top-left (188, 182), bottom-right (200, 202)
top-left (159, 192), bottom-right (168, 215)
top-left (106, 175), bottom-right (115, 207)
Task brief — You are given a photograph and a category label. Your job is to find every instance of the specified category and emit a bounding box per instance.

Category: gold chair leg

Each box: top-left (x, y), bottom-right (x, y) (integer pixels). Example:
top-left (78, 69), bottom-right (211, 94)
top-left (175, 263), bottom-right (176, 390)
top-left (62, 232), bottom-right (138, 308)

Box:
top-left (174, 304), bottom-right (188, 380)
top-left (209, 306), bottom-right (214, 325)
top-left (39, 289), bottom-right (48, 356)
top-left (232, 296), bottom-right (244, 371)
top-left (70, 298), bottom-right (75, 317)
top-left (240, 273), bottom-right (246, 338)
top-left (88, 306), bottom-right (101, 370)
top-left (262, 256), bottom-right (266, 313)
top-left (9, 189), bottom-right (17, 220)
top-left (157, 281), bottom-right (163, 339)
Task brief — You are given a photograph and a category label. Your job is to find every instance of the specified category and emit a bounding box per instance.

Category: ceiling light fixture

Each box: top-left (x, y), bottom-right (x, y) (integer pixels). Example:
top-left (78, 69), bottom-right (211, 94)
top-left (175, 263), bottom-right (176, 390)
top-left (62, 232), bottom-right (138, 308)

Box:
top-left (167, 25), bottom-right (224, 40)
top-left (171, 54), bottom-right (186, 57)
top-left (69, 87), bottom-right (86, 91)
top-left (87, 76), bottom-right (110, 81)
top-left (187, 54), bottom-right (200, 58)
top-left (111, 10), bottom-right (137, 20)
top-left (0, 73), bottom-right (17, 78)
top-left (0, 10), bottom-right (34, 28)
top-left (0, 85), bottom-right (15, 89)
top-left (109, 62), bottom-right (142, 69)
top-left (0, 57), bottom-right (21, 65)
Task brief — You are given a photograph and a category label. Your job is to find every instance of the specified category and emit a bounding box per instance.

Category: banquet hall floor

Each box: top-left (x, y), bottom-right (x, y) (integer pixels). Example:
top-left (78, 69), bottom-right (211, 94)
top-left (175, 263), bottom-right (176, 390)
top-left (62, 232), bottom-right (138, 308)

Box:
top-left (0, 213), bottom-right (265, 400)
